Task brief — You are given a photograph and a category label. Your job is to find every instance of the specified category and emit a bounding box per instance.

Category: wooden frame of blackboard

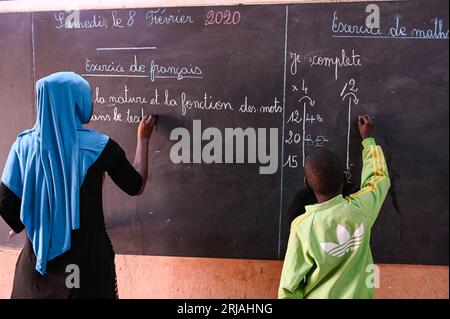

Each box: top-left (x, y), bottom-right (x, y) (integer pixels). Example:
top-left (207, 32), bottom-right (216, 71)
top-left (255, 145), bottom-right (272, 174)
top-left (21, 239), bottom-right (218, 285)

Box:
top-left (0, 0), bottom-right (398, 13)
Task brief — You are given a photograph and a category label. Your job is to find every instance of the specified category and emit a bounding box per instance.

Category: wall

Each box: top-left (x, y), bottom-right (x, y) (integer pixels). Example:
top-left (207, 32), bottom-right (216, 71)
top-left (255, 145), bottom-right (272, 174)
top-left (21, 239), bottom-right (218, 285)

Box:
top-left (0, 0), bottom-right (448, 300)
top-left (0, 248), bottom-right (448, 298)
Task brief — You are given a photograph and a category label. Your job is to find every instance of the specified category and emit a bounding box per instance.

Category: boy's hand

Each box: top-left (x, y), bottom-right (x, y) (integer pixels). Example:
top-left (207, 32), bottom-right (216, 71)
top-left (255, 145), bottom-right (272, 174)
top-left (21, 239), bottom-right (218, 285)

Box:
top-left (358, 115), bottom-right (374, 140)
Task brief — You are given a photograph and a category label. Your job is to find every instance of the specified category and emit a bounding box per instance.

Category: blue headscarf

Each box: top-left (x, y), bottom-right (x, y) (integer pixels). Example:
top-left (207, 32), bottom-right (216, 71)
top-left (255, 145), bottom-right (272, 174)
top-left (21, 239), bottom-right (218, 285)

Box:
top-left (1, 72), bottom-right (109, 275)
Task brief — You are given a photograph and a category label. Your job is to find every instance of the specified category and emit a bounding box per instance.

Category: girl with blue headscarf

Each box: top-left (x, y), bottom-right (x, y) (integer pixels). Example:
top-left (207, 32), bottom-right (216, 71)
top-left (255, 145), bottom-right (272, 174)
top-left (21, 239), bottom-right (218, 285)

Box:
top-left (0, 72), bottom-right (156, 298)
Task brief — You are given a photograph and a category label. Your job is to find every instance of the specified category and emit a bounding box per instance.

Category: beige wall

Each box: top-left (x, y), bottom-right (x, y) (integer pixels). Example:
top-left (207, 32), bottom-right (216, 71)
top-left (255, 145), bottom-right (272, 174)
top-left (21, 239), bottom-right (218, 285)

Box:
top-left (0, 248), bottom-right (448, 299)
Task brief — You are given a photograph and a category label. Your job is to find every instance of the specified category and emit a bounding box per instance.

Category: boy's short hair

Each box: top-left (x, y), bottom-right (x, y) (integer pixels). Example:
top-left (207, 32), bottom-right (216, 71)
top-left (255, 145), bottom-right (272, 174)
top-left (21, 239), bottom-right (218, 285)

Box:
top-left (304, 149), bottom-right (344, 197)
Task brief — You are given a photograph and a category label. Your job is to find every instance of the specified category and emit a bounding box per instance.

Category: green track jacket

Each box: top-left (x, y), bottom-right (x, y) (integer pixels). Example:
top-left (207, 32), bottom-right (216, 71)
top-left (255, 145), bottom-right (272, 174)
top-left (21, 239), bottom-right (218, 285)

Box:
top-left (279, 138), bottom-right (391, 299)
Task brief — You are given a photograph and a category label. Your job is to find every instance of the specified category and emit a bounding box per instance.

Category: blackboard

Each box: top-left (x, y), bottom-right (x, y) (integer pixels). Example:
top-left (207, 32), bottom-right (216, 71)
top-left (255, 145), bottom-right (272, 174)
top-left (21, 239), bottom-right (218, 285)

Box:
top-left (0, 0), bottom-right (448, 265)
top-left (0, 12), bottom-right (34, 247)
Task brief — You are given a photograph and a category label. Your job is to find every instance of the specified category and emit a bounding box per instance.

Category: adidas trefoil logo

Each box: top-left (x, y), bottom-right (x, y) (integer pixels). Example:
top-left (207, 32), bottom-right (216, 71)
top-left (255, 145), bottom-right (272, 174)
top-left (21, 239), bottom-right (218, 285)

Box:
top-left (320, 224), bottom-right (365, 257)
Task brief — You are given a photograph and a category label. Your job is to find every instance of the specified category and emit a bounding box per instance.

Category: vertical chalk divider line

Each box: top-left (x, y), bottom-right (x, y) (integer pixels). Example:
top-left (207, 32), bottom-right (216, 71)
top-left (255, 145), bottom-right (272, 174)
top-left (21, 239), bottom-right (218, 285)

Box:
top-left (346, 98), bottom-right (352, 170)
top-left (302, 101), bottom-right (306, 166)
top-left (277, 4), bottom-right (289, 259)
top-left (299, 95), bottom-right (315, 166)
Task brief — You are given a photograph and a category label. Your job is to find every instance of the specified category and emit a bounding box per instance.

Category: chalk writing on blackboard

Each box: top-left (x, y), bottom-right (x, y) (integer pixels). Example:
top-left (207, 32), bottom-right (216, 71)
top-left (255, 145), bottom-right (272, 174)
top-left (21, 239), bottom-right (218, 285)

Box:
top-left (308, 49), bottom-right (362, 80)
top-left (332, 11), bottom-right (449, 40)
top-left (340, 78), bottom-right (360, 173)
top-left (204, 10), bottom-right (241, 26)
top-left (145, 9), bottom-right (194, 26)
top-left (54, 12), bottom-right (108, 29)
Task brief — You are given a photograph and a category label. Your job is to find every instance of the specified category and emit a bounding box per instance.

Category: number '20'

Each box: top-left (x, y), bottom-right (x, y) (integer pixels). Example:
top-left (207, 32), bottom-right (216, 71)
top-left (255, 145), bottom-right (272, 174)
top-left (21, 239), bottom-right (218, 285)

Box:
top-left (205, 10), bottom-right (241, 25)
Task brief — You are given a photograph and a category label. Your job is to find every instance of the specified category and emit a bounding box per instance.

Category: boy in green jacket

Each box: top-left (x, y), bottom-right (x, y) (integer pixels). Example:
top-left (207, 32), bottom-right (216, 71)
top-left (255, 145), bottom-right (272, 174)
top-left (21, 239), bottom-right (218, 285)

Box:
top-left (278, 115), bottom-right (391, 299)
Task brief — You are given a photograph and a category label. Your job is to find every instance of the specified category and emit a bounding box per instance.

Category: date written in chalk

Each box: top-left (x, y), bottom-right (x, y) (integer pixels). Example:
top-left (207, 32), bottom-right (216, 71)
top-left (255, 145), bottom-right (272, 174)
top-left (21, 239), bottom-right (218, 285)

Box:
top-left (177, 303), bottom-right (273, 316)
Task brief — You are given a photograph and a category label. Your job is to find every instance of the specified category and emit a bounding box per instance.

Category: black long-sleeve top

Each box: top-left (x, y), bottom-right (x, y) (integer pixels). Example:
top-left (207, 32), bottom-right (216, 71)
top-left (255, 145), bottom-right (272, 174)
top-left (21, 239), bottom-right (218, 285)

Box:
top-left (0, 139), bottom-right (142, 299)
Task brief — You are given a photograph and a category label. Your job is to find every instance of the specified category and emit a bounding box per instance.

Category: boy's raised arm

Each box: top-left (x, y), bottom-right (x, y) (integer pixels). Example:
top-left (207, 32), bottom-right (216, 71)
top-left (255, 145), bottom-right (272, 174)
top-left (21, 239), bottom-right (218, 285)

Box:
top-left (346, 115), bottom-right (391, 227)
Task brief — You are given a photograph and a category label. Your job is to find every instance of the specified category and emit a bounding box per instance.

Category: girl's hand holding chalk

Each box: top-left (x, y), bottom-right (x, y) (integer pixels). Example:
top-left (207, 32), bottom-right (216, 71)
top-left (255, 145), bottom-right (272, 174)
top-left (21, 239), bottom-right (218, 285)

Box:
top-left (138, 114), bottom-right (158, 141)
